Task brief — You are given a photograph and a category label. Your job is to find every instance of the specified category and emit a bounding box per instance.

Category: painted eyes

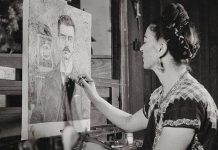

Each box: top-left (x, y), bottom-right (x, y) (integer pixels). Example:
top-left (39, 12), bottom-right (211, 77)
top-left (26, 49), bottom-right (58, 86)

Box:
top-left (59, 35), bottom-right (74, 42)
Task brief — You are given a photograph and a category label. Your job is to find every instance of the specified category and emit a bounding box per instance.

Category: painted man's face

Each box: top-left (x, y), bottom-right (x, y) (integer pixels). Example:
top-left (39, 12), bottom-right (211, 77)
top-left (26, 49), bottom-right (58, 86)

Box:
top-left (58, 24), bottom-right (75, 60)
top-left (40, 37), bottom-right (52, 60)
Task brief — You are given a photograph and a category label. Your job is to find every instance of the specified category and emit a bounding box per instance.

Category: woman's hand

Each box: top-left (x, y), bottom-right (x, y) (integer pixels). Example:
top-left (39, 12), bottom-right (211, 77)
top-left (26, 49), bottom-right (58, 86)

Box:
top-left (78, 75), bottom-right (100, 101)
top-left (62, 126), bottom-right (79, 150)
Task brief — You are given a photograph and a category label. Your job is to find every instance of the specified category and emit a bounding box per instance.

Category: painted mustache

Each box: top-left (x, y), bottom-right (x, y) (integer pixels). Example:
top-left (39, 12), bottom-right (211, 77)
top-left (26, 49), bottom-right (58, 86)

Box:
top-left (63, 46), bottom-right (70, 52)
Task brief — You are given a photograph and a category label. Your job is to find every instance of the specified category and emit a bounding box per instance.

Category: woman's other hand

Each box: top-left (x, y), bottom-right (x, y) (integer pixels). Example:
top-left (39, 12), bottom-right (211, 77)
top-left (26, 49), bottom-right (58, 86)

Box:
top-left (62, 126), bottom-right (79, 150)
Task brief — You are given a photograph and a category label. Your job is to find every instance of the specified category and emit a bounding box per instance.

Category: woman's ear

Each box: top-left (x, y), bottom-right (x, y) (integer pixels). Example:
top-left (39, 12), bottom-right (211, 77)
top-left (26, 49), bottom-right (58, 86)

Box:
top-left (158, 41), bottom-right (168, 58)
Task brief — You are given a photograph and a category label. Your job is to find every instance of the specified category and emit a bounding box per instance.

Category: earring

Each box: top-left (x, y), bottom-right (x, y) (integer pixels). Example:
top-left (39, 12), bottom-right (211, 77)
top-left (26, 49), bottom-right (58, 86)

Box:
top-left (157, 58), bottom-right (165, 72)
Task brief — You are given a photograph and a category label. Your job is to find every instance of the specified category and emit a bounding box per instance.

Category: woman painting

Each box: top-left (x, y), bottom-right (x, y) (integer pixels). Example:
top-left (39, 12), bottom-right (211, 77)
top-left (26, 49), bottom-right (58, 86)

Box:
top-left (78, 3), bottom-right (218, 150)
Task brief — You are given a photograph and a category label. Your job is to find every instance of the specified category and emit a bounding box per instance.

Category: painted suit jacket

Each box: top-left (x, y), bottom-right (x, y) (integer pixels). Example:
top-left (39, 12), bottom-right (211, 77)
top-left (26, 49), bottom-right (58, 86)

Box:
top-left (30, 65), bottom-right (90, 123)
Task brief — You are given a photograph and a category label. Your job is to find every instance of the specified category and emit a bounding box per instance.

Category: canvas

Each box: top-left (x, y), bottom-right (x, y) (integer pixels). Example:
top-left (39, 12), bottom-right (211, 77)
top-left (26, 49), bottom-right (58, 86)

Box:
top-left (22, 0), bottom-right (91, 140)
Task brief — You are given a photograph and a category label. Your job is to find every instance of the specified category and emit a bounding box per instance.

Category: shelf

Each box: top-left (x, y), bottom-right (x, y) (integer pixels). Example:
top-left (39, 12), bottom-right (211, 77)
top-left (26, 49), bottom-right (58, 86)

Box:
top-left (0, 54), bottom-right (22, 69)
top-left (91, 55), bottom-right (112, 59)
top-left (0, 80), bottom-right (22, 95)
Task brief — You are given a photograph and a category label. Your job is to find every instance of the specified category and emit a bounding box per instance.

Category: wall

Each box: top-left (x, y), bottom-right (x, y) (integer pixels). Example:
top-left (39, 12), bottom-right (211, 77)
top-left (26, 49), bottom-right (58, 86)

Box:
top-left (81, 0), bottom-right (111, 56)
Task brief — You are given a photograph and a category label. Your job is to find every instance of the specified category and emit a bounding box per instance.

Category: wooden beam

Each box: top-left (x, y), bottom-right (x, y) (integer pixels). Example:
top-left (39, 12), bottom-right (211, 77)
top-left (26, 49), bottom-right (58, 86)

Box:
top-left (91, 55), bottom-right (112, 59)
top-left (0, 80), bottom-right (22, 95)
top-left (92, 59), bottom-right (112, 79)
top-left (120, 0), bottom-right (129, 112)
top-left (110, 87), bottom-right (119, 108)
top-left (111, 0), bottom-right (121, 79)
top-left (0, 54), bottom-right (22, 69)
top-left (93, 77), bottom-right (120, 88)
top-left (0, 107), bottom-right (21, 123)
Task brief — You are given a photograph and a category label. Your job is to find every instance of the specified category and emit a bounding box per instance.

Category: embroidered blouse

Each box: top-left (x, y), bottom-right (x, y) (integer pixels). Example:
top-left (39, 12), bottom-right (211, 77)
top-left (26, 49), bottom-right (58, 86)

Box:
top-left (141, 72), bottom-right (218, 150)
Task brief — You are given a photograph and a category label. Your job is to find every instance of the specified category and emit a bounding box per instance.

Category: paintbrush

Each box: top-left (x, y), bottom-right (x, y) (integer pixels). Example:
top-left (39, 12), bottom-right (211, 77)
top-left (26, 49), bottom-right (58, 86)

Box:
top-left (77, 76), bottom-right (126, 87)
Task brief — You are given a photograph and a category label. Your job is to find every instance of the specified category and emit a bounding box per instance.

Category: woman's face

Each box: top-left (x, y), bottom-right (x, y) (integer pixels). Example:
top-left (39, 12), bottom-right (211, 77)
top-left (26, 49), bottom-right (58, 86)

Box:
top-left (140, 25), bottom-right (160, 69)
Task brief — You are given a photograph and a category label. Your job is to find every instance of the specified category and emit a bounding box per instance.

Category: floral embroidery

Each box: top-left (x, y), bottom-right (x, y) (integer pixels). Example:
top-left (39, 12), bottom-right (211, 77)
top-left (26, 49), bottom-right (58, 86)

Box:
top-left (148, 87), bottom-right (162, 119)
top-left (158, 75), bottom-right (218, 129)
top-left (149, 72), bottom-right (218, 149)
top-left (163, 119), bottom-right (201, 129)
top-left (152, 73), bottom-right (189, 149)
top-left (192, 135), bottom-right (204, 150)
top-left (152, 113), bottom-right (164, 150)
top-left (153, 74), bottom-right (218, 128)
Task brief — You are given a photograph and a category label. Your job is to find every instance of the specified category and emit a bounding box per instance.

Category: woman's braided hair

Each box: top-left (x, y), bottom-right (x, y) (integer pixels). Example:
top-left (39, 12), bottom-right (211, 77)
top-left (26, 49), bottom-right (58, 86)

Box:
top-left (152, 3), bottom-right (200, 63)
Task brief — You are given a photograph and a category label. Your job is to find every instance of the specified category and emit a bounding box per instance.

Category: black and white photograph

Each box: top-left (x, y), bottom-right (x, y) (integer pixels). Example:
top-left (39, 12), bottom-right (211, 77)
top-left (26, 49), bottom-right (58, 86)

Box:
top-left (0, 0), bottom-right (218, 150)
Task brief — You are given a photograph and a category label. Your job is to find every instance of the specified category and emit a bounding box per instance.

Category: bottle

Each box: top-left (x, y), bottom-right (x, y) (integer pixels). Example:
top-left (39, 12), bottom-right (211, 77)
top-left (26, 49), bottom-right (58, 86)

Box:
top-left (126, 133), bottom-right (133, 145)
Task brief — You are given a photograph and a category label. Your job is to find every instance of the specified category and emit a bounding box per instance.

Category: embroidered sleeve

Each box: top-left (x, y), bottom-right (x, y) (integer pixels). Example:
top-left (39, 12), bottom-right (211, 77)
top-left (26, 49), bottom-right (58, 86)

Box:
top-left (143, 86), bottom-right (163, 119)
top-left (163, 97), bottom-right (205, 130)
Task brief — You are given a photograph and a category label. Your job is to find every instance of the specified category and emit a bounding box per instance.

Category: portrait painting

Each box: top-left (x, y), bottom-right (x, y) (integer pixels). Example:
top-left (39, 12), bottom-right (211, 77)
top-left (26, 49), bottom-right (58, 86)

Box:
top-left (22, 0), bottom-right (91, 139)
top-left (37, 30), bottom-right (53, 72)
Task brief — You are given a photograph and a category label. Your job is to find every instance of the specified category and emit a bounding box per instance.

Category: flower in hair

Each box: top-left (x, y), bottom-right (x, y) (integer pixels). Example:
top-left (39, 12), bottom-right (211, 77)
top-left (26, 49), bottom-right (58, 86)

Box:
top-left (169, 20), bottom-right (196, 59)
top-left (166, 23), bottom-right (176, 29)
